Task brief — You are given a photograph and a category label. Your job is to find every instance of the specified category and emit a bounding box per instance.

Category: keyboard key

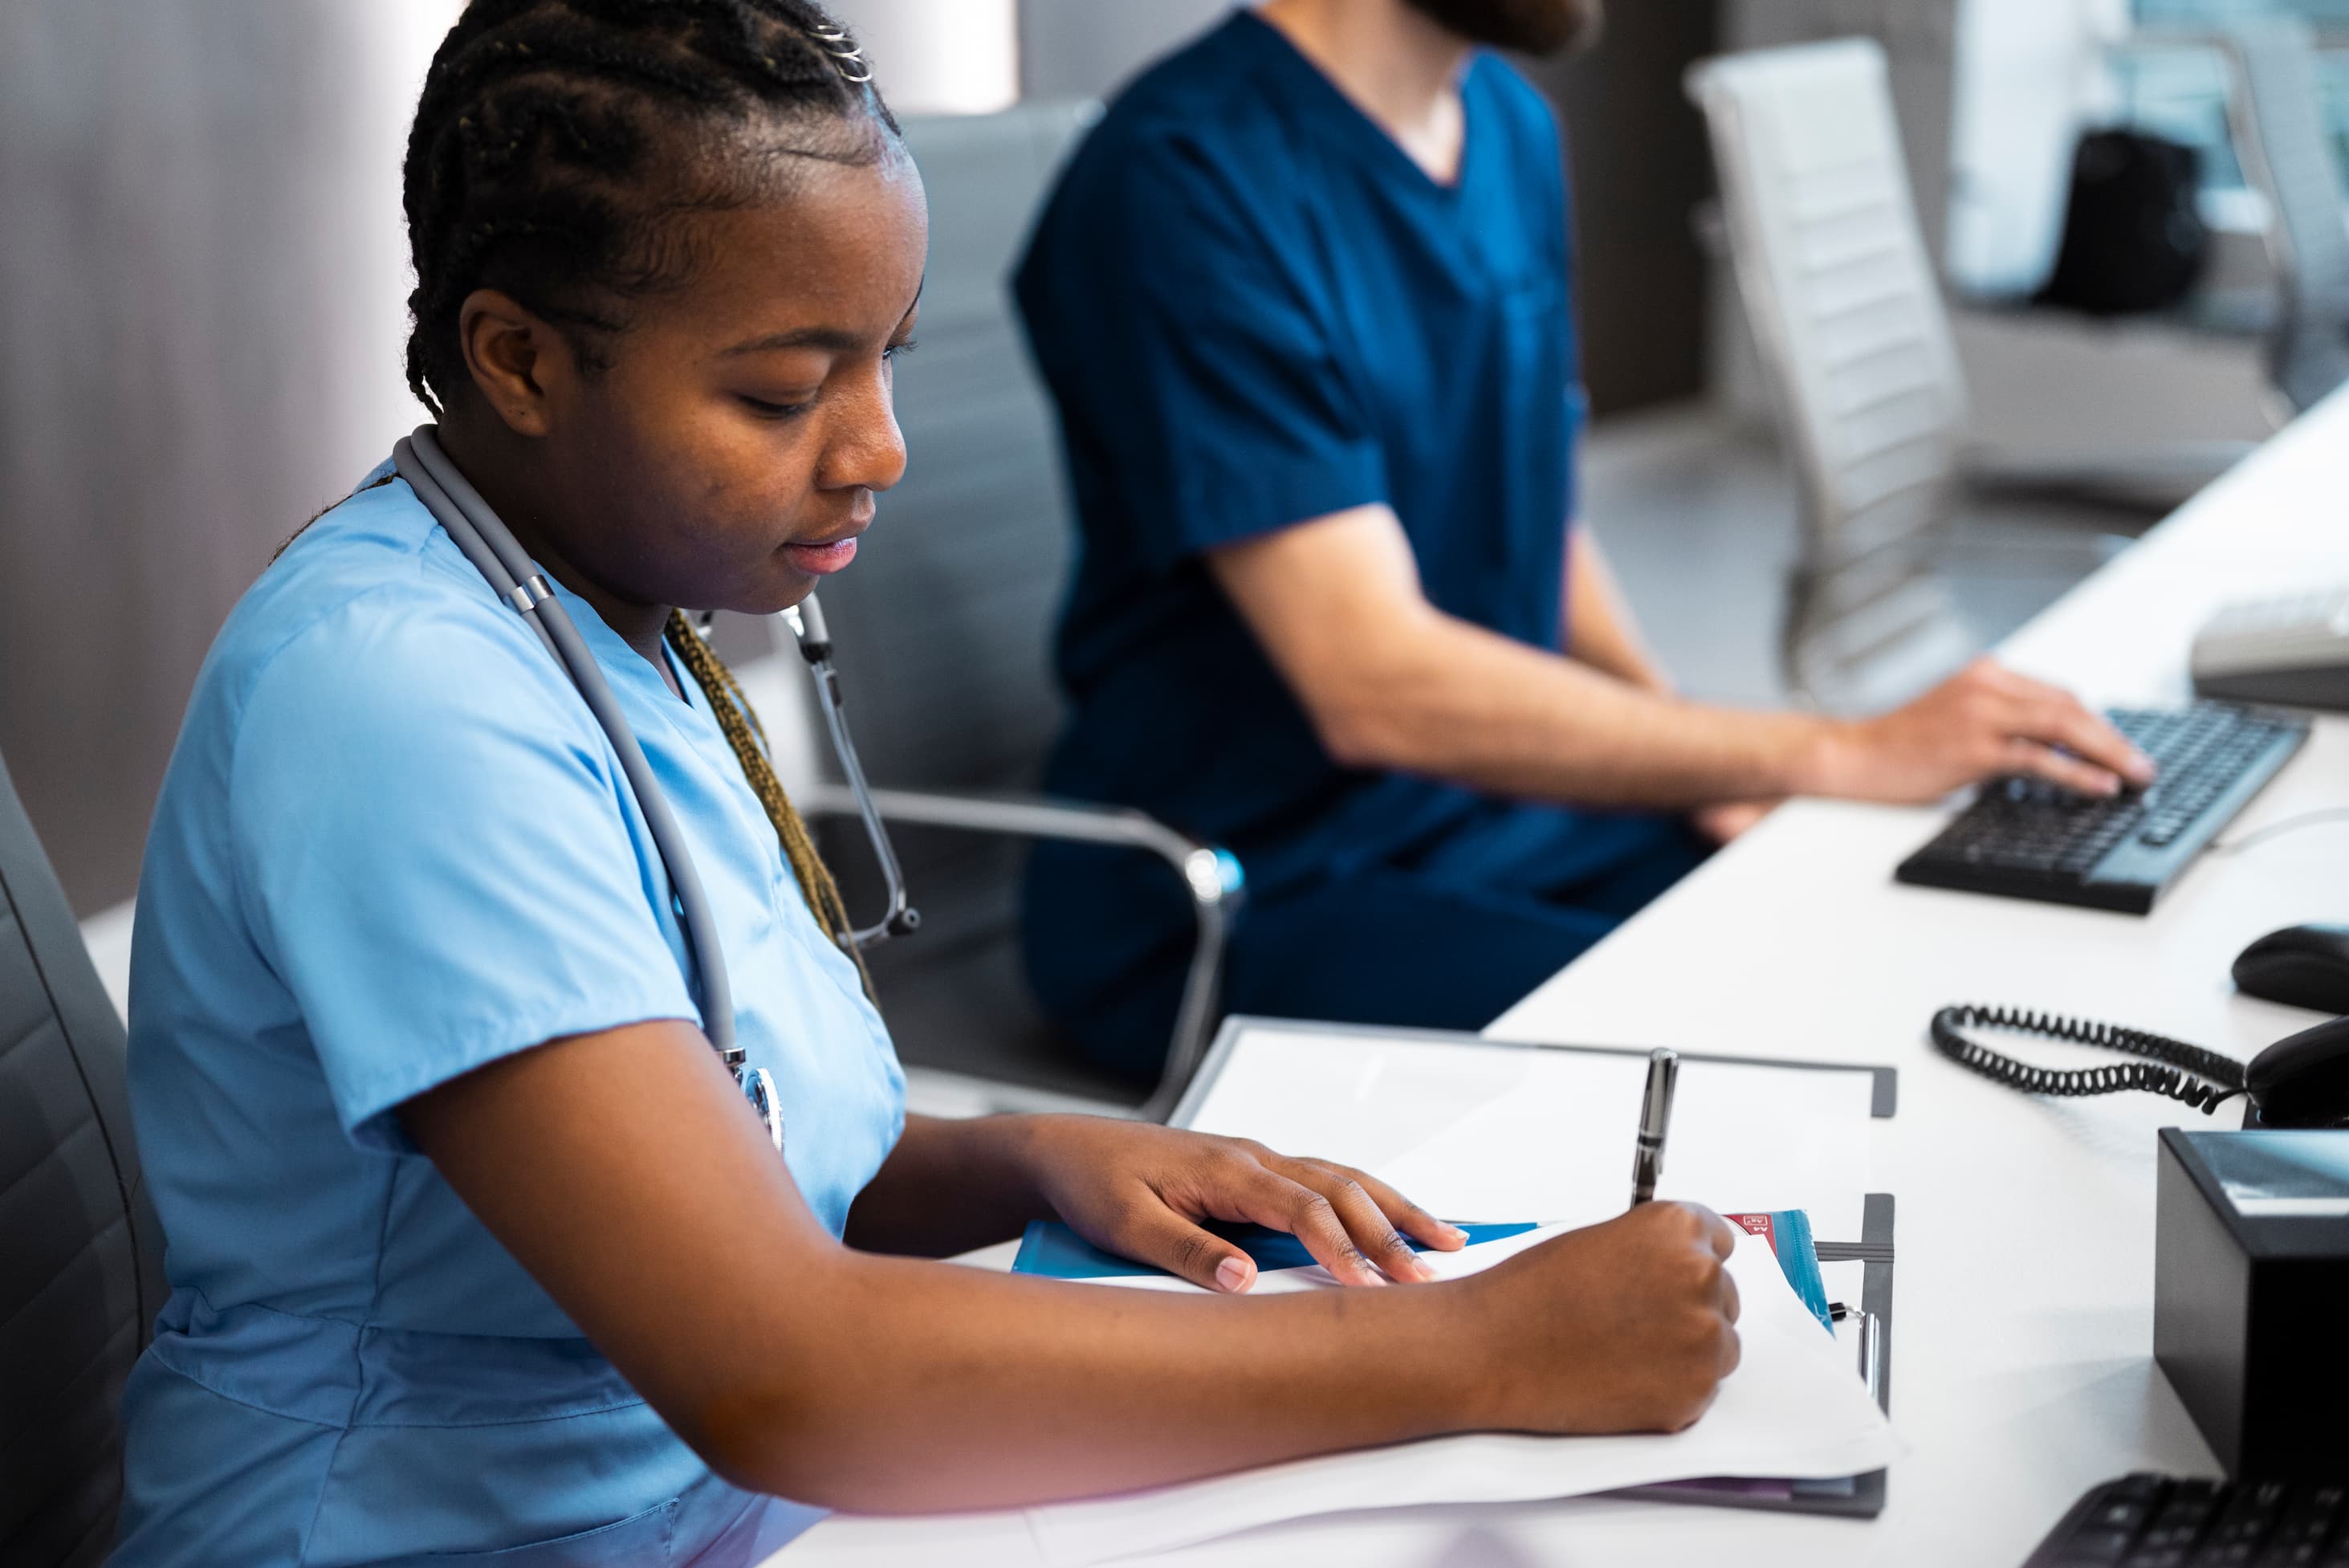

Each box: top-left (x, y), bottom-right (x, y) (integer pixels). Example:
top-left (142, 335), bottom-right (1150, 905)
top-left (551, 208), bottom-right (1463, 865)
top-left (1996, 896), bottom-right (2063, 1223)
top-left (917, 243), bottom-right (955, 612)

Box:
top-left (2054, 1526), bottom-right (2134, 1561)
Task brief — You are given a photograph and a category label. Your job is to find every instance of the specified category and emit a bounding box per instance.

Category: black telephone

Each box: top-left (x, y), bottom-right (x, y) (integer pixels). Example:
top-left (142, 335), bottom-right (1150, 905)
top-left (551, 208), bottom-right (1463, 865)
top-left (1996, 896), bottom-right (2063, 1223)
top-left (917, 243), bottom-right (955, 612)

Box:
top-left (1929, 1005), bottom-right (2349, 1128)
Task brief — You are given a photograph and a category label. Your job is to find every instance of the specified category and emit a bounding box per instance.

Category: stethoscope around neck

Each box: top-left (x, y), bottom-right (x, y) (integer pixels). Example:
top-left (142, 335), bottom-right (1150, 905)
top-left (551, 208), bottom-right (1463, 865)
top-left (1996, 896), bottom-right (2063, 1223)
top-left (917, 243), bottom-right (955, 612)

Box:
top-left (391, 426), bottom-right (918, 1151)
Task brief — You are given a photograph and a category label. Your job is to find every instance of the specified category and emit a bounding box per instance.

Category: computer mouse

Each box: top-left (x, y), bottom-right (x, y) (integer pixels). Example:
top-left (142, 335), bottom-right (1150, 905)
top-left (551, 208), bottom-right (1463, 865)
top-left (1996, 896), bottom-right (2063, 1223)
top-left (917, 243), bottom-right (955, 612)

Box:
top-left (2233, 923), bottom-right (2349, 1015)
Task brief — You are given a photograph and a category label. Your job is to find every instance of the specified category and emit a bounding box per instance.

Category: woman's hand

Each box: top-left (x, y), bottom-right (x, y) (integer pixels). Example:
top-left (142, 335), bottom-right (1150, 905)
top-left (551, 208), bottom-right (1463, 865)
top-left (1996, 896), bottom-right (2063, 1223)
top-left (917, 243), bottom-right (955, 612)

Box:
top-left (1012, 1115), bottom-right (1467, 1292)
top-left (413, 1033), bottom-right (1747, 1510)
top-left (1468, 1200), bottom-right (1744, 1434)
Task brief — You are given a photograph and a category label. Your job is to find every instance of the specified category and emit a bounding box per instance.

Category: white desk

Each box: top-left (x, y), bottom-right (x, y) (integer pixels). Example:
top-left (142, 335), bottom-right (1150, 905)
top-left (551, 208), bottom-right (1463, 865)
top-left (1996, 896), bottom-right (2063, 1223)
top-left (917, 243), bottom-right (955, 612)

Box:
top-left (786, 394), bottom-right (2349, 1566)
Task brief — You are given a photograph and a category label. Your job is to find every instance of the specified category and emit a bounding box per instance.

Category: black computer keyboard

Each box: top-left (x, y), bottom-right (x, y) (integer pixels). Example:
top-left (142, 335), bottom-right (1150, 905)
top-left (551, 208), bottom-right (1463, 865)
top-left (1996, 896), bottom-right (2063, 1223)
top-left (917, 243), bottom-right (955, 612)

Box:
top-left (1895, 703), bottom-right (2310, 914)
top-left (2024, 1473), bottom-right (2349, 1566)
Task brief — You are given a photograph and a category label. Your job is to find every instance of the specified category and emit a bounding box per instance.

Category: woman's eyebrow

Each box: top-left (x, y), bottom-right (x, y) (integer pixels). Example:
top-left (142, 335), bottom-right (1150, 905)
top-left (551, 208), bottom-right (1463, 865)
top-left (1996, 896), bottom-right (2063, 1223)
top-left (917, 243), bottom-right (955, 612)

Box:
top-left (717, 325), bottom-right (865, 356)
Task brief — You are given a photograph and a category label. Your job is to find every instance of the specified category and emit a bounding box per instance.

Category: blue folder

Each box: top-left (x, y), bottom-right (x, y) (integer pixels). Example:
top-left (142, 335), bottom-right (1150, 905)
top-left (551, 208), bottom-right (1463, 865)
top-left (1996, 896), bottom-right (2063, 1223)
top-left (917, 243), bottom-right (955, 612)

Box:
top-left (1012, 1219), bottom-right (1539, 1280)
top-left (1751, 1208), bottom-right (1834, 1333)
top-left (1012, 1210), bottom-right (1834, 1335)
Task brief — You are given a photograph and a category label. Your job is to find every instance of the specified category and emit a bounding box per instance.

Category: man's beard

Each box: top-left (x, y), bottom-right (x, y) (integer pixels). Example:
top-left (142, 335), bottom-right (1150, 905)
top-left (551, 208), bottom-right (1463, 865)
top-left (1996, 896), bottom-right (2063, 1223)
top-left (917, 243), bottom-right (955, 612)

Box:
top-left (1402, 0), bottom-right (1603, 56)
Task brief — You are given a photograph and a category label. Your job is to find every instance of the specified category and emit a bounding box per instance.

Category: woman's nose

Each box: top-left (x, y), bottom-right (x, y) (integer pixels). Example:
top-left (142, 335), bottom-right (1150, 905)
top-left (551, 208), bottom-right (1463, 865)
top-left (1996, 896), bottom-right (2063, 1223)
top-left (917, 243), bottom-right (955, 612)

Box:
top-left (821, 365), bottom-right (908, 495)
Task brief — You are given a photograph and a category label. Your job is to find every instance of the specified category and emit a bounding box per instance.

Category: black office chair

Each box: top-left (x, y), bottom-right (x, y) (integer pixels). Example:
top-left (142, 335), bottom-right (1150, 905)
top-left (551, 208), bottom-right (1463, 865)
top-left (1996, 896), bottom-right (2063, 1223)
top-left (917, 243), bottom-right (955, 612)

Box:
top-left (0, 747), bottom-right (168, 1566)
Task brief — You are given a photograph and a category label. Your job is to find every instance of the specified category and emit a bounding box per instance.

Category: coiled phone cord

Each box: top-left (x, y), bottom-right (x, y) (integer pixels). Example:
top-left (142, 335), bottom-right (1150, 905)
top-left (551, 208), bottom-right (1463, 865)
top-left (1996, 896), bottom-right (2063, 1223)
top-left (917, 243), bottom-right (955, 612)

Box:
top-left (1929, 1004), bottom-right (2247, 1114)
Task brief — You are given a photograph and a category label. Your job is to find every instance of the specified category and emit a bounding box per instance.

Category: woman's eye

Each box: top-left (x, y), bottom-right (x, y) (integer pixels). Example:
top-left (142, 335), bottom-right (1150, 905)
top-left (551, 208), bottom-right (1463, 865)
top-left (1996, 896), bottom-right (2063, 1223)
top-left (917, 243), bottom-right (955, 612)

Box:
top-left (883, 337), bottom-right (918, 361)
top-left (739, 394), bottom-right (813, 419)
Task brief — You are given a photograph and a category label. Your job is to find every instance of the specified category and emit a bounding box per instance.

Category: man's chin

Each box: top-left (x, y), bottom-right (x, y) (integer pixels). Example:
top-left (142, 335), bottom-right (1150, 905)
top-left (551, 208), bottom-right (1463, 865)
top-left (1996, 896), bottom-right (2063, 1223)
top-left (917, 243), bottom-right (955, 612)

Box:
top-left (1402, 0), bottom-right (1603, 57)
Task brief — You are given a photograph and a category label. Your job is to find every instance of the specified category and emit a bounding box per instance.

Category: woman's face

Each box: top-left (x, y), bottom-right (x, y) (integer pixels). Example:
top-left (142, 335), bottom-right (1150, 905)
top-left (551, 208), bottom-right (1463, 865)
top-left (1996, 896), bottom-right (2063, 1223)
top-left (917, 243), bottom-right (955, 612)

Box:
top-left (526, 145), bottom-right (929, 617)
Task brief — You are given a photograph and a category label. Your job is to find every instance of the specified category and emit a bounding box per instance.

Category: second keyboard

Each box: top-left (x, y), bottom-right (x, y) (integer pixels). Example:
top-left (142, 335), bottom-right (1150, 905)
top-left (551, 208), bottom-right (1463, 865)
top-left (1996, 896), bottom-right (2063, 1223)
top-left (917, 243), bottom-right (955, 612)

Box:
top-left (1894, 703), bottom-right (2311, 914)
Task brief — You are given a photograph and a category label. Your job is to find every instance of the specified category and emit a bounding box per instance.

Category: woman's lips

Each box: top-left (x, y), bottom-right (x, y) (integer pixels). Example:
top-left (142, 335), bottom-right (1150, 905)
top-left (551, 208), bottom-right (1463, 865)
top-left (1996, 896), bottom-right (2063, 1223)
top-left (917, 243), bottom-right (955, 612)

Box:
top-left (783, 536), bottom-right (859, 575)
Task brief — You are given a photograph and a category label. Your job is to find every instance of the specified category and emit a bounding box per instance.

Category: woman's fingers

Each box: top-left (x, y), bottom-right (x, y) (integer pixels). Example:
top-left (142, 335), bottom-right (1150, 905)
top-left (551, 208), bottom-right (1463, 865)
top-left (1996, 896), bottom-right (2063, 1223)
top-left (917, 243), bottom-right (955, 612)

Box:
top-left (1294, 1157), bottom-right (1464, 1258)
top-left (1219, 1166), bottom-right (1393, 1286)
top-left (1340, 1163), bottom-right (1470, 1252)
top-left (1111, 1143), bottom-right (1471, 1292)
top-left (1101, 1196), bottom-right (1263, 1293)
top-left (1276, 1159), bottom-right (1443, 1282)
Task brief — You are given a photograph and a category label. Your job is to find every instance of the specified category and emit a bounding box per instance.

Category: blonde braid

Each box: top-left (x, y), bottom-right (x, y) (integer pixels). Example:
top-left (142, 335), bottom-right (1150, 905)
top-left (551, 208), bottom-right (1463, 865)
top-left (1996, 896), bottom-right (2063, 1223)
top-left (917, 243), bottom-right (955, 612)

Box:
top-left (664, 611), bottom-right (874, 1000)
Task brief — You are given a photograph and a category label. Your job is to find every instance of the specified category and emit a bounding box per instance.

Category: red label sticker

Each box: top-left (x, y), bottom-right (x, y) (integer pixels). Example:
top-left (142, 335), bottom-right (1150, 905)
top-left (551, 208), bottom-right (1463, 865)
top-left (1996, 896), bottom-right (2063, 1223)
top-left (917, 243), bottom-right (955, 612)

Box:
top-left (1724, 1212), bottom-right (1779, 1256)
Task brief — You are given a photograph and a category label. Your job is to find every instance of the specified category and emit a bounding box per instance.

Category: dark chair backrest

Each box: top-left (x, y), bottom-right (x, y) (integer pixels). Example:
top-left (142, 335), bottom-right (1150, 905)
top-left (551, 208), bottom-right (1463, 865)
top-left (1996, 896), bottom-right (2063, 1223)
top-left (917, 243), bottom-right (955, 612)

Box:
top-left (816, 100), bottom-right (1094, 807)
top-left (809, 102), bottom-right (1125, 1098)
top-left (0, 748), bottom-right (168, 1566)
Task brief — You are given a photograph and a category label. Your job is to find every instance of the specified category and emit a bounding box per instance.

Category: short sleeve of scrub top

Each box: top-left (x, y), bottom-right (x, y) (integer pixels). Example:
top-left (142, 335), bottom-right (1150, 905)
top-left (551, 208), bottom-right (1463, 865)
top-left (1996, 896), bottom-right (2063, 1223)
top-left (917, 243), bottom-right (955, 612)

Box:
top-left (1028, 139), bottom-right (1390, 572)
top-left (112, 466), bottom-right (904, 1567)
top-left (229, 597), bottom-right (700, 1149)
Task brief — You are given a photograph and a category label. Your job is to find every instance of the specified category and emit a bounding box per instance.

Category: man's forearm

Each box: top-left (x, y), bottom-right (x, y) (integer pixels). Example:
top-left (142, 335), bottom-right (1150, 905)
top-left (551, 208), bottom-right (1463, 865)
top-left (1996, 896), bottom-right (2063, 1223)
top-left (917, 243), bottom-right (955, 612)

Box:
top-left (1328, 609), bottom-right (1842, 808)
top-left (1210, 506), bottom-right (2149, 812)
top-left (1563, 528), bottom-right (1672, 694)
top-left (1211, 507), bottom-right (1834, 808)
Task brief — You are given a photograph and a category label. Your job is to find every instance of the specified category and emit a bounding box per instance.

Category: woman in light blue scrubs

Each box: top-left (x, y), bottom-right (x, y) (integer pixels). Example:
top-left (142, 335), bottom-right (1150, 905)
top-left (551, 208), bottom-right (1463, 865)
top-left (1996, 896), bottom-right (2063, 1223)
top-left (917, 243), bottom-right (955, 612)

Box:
top-left (112, 5), bottom-right (1744, 1563)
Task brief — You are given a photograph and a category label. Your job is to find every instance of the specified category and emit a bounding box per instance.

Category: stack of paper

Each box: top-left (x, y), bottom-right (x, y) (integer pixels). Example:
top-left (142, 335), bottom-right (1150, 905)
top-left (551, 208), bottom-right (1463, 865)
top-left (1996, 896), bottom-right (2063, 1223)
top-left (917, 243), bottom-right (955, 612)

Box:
top-left (1012, 1223), bottom-right (1902, 1565)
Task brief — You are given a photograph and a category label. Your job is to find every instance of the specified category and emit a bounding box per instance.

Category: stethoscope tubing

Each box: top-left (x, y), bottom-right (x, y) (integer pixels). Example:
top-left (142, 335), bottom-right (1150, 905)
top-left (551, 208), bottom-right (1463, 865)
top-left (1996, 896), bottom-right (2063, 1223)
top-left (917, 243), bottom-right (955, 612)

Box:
top-left (393, 427), bottom-right (741, 1067)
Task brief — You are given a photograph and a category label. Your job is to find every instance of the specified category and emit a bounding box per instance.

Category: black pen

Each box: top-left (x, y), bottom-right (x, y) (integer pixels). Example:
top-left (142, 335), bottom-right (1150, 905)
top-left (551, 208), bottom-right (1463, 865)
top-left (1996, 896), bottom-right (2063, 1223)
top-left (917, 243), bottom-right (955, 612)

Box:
top-left (1629, 1047), bottom-right (1679, 1207)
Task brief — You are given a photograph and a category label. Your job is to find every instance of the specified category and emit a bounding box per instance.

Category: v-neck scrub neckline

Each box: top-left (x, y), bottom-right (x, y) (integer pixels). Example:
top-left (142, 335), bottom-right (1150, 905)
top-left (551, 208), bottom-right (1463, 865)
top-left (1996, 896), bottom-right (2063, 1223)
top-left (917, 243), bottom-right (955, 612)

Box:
top-left (1233, 9), bottom-right (1482, 198)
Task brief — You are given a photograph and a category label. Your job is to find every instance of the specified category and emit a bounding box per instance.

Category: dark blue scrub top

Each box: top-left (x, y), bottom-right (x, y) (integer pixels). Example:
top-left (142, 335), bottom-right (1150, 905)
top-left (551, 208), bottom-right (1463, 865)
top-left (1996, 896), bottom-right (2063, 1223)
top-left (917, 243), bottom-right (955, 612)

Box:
top-left (1016, 10), bottom-right (1581, 898)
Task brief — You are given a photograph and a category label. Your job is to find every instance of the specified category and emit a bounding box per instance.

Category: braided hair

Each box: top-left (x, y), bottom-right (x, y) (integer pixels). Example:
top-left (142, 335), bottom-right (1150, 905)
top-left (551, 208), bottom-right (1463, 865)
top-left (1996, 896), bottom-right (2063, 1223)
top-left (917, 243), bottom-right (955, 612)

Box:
top-left (402, 0), bottom-right (900, 417)
top-left (666, 610), bottom-right (874, 997)
top-left (394, 0), bottom-right (902, 984)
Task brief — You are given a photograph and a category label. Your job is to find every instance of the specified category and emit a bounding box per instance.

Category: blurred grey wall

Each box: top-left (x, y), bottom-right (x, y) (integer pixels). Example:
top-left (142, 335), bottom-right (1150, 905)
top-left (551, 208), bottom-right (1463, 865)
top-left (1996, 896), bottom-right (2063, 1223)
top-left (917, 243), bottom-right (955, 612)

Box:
top-left (1018, 0), bottom-right (1236, 98)
top-left (0, 3), bottom-right (452, 914)
top-left (1523, 7), bottom-right (1720, 417)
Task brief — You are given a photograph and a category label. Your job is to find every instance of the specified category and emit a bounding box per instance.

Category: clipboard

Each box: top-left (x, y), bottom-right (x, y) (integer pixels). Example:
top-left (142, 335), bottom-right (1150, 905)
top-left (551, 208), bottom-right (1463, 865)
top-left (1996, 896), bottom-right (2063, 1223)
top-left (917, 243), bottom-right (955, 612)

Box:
top-left (1167, 1016), bottom-right (1901, 1126)
top-left (1617, 1191), bottom-right (1897, 1518)
top-left (1170, 1016), bottom-right (1900, 1521)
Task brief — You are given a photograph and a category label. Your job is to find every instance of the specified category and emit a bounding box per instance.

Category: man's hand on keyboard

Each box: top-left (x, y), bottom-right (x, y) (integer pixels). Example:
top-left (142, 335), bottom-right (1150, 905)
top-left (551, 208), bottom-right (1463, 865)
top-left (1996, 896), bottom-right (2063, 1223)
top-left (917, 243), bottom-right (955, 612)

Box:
top-left (1813, 659), bottom-right (2158, 804)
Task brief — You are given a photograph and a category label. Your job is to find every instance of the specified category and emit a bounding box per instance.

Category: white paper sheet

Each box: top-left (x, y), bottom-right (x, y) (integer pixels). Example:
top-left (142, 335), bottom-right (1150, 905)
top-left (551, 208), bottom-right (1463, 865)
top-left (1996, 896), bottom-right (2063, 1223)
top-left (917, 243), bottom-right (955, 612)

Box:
top-left (1185, 1025), bottom-right (1880, 1243)
top-left (1016, 1224), bottom-right (1903, 1566)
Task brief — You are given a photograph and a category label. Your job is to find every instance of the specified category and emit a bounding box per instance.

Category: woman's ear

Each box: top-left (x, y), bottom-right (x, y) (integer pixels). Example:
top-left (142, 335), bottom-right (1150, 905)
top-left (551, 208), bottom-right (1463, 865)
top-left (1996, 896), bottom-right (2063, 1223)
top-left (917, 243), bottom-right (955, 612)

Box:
top-left (456, 289), bottom-right (574, 438)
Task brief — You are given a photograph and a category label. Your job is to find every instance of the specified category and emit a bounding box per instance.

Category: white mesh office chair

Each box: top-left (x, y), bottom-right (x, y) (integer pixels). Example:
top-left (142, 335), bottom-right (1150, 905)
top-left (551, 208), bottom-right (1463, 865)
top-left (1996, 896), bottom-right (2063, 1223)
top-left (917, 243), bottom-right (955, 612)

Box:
top-left (2214, 14), bottom-right (2349, 416)
top-left (1688, 39), bottom-right (1981, 711)
top-left (0, 747), bottom-right (169, 1566)
top-left (1690, 39), bottom-right (2164, 711)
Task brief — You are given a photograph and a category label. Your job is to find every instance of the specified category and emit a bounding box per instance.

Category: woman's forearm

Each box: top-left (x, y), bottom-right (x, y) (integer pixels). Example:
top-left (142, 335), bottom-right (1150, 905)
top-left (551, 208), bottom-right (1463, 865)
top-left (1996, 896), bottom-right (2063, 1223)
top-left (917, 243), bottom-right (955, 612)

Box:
top-left (706, 1247), bottom-right (1477, 1512)
top-left (412, 1023), bottom-right (1743, 1521)
top-left (842, 1112), bottom-right (1052, 1256)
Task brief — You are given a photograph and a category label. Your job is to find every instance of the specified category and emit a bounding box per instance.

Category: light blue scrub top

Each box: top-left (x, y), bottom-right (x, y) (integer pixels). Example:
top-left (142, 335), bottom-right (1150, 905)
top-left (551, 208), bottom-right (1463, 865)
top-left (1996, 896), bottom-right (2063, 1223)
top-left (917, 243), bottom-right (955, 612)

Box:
top-left (112, 459), bottom-right (906, 1566)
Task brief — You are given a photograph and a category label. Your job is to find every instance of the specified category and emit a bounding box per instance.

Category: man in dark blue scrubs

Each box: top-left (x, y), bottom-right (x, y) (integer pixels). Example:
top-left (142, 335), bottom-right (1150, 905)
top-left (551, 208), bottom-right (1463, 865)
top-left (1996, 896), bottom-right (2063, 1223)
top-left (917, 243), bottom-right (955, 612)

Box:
top-left (1015, 0), bottom-right (2152, 1081)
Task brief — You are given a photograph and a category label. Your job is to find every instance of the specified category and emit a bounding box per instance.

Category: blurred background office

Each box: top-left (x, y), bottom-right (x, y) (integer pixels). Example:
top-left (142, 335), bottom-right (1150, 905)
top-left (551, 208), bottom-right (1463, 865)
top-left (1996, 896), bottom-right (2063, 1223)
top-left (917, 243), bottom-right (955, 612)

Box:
top-left (2, 0), bottom-right (2337, 1106)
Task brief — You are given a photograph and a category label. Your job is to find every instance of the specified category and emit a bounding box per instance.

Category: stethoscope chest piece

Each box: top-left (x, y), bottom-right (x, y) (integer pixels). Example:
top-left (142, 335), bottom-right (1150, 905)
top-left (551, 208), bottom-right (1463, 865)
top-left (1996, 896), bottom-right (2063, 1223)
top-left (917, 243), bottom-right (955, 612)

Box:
top-left (740, 1065), bottom-right (785, 1152)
